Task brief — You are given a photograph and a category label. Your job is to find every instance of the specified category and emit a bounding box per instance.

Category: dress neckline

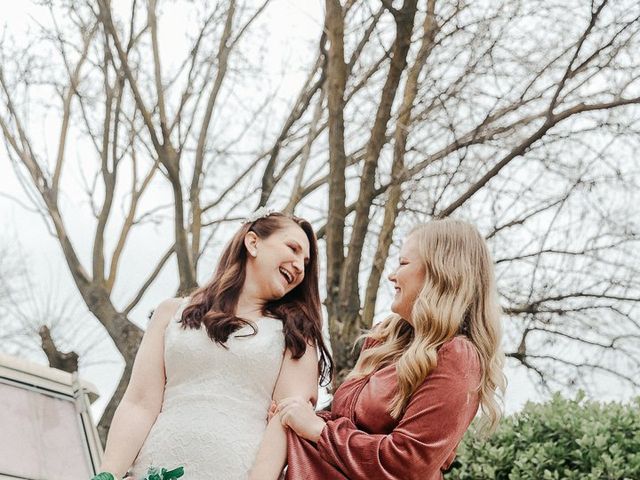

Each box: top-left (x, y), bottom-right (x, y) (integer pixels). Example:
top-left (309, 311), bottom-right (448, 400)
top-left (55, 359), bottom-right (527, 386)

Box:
top-left (240, 315), bottom-right (281, 326)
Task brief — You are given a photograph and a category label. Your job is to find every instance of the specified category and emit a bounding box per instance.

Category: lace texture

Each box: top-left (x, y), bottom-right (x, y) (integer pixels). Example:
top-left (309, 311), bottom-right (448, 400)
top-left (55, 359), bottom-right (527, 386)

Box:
top-left (130, 300), bottom-right (285, 479)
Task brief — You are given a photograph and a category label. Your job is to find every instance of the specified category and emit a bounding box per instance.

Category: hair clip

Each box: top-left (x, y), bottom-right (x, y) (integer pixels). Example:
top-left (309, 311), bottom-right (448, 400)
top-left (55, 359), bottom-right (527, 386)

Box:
top-left (242, 206), bottom-right (275, 224)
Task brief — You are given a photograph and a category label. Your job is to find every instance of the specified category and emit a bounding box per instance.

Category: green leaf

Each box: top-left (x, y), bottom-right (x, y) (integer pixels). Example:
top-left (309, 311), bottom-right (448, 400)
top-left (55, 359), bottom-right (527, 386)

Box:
top-left (91, 474), bottom-right (116, 480)
top-left (142, 465), bottom-right (185, 480)
top-left (162, 466), bottom-right (185, 479)
top-left (445, 392), bottom-right (640, 479)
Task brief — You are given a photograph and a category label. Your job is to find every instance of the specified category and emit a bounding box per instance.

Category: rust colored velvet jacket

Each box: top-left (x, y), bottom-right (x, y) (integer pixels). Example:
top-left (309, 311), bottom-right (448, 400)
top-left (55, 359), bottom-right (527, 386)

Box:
top-left (285, 336), bottom-right (481, 480)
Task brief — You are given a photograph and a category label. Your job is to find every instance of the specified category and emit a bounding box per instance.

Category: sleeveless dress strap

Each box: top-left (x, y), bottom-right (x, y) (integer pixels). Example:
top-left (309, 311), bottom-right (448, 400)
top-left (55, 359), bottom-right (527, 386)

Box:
top-left (171, 297), bottom-right (191, 323)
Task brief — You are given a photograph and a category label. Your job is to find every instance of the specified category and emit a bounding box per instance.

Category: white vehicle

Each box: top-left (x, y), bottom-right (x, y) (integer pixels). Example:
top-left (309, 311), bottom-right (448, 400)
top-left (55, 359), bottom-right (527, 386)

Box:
top-left (0, 353), bottom-right (103, 480)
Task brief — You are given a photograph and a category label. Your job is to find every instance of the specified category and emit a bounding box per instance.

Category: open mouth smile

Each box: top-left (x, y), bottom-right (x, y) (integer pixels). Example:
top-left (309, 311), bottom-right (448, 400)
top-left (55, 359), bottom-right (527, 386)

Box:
top-left (279, 266), bottom-right (294, 284)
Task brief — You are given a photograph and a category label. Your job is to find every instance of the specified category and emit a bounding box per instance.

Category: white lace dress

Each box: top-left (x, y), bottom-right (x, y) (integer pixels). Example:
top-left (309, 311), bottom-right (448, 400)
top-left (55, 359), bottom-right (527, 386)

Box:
top-left (129, 300), bottom-right (285, 479)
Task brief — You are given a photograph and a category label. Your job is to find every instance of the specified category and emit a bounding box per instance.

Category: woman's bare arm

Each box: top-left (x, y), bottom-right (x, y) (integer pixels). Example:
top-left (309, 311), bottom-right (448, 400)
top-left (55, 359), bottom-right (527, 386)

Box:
top-left (248, 344), bottom-right (319, 480)
top-left (99, 298), bottom-right (183, 478)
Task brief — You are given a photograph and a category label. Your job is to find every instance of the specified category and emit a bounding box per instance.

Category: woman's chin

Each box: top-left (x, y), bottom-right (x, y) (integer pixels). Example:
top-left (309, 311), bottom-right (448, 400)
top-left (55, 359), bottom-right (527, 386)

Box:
top-left (390, 301), bottom-right (400, 315)
top-left (271, 281), bottom-right (288, 299)
top-left (390, 302), bottom-right (411, 321)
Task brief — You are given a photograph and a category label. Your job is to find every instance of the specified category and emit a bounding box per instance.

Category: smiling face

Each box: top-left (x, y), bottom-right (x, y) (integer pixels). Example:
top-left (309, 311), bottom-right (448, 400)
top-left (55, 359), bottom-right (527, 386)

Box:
top-left (388, 232), bottom-right (426, 323)
top-left (244, 220), bottom-right (311, 300)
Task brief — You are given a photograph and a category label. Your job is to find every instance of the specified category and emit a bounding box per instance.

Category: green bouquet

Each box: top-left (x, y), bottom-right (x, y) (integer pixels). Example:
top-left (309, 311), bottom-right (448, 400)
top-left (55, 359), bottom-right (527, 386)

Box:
top-left (92, 465), bottom-right (184, 480)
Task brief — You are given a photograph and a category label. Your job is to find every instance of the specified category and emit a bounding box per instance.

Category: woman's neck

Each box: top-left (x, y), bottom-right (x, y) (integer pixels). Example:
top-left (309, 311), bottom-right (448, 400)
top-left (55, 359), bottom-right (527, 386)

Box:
top-left (236, 290), bottom-right (266, 320)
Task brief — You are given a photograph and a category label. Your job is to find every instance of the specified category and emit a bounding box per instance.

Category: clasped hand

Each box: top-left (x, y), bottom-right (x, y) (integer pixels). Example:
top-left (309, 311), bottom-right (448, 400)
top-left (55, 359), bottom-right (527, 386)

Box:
top-left (269, 396), bottom-right (326, 443)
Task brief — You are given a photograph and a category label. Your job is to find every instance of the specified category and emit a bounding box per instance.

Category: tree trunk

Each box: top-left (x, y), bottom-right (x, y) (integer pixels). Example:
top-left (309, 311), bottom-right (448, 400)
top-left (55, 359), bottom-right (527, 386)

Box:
top-left (38, 325), bottom-right (79, 374)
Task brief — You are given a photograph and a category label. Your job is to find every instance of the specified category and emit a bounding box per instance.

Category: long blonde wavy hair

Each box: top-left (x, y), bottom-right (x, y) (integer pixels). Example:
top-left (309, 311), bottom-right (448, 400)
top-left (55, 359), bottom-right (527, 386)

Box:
top-left (346, 219), bottom-right (506, 432)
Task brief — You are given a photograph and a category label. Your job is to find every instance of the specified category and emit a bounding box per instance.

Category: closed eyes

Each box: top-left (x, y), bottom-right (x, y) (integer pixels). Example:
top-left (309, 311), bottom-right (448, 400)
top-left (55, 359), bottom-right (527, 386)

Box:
top-left (288, 242), bottom-right (310, 266)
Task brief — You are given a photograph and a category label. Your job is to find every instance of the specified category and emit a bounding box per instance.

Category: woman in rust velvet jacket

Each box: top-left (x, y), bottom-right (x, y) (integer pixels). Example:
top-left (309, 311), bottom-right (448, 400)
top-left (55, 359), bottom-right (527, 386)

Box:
top-left (275, 219), bottom-right (506, 480)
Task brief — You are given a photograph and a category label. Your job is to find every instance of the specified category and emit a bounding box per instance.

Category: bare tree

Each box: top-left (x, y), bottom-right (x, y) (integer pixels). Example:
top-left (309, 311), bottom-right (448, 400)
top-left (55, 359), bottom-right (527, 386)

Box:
top-left (1, 0), bottom-right (639, 442)
top-left (319, 0), bottom-right (640, 390)
top-left (0, 240), bottom-right (30, 353)
top-left (0, 241), bottom-right (25, 315)
top-left (0, 237), bottom-right (112, 377)
top-left (0, 0), bottom-right (286, 442)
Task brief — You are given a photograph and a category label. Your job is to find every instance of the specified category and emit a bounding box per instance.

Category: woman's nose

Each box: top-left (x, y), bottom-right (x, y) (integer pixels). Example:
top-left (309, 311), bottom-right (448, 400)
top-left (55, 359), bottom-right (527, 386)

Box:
top-left (292, 258), bottom-right (304, 273)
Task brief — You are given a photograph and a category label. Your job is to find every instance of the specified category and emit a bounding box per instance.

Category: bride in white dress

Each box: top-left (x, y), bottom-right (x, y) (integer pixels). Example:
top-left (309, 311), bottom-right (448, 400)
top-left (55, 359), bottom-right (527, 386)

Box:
top-left (97, 211), bottom-right (332, 479)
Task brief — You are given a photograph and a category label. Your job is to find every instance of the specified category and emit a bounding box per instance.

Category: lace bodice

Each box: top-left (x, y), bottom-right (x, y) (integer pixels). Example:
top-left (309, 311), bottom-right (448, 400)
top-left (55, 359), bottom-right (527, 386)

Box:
top-left (130, 300), bottom-right (285, 479)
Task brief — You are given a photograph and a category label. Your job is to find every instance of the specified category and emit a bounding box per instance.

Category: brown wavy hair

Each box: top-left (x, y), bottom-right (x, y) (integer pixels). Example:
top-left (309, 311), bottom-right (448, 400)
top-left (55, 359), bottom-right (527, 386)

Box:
top-left (180, 212), bottom-right (332, 385)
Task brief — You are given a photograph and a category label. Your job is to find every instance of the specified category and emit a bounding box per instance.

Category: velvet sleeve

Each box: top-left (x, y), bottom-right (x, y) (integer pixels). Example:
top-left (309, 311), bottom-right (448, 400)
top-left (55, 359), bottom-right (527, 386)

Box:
top-left (316, 337), bottom-right (481, 480)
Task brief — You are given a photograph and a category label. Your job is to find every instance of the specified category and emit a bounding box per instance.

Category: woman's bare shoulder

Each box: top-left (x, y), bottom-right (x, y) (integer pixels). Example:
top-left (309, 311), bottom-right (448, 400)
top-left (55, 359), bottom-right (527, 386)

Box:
top-left (148, 297), bottom-right (188, 329)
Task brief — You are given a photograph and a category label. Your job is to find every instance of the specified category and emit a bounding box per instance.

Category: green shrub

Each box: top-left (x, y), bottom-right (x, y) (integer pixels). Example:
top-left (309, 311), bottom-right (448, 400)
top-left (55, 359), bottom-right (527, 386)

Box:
top-left (446, 393), bottom-right (640, 480)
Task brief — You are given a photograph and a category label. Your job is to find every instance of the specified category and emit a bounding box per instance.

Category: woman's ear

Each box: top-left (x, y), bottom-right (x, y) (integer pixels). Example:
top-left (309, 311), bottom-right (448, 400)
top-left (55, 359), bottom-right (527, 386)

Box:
top-left (244, 231), bottom-right (259, 257)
